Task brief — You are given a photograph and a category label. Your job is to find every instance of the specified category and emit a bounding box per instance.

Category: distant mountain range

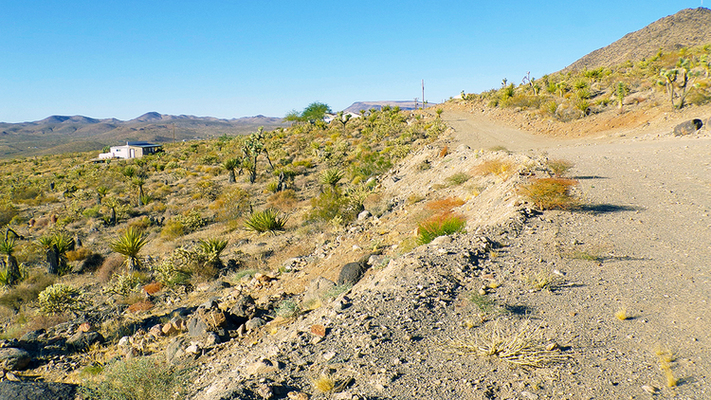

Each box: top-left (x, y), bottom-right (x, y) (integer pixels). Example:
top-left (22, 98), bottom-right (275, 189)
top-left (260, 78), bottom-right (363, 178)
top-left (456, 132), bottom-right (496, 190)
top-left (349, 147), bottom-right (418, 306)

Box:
top-left (0, 103), bottom-right (438, 159)
top-left (0, 113), bottom-right (287, 159)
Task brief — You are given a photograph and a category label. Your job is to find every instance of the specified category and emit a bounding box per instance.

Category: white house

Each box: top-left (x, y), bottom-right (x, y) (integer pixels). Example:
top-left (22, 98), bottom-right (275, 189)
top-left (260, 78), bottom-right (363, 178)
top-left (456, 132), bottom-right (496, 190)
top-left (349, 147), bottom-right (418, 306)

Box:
top-left (99, 141), bottom-right (163, 160)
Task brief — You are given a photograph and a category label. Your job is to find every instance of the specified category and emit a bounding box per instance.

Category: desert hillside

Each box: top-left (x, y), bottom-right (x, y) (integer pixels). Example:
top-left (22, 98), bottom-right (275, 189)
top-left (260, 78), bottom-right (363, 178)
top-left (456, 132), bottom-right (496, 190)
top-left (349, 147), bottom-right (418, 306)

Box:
top-left (0, 7), bottom-right (710, 400)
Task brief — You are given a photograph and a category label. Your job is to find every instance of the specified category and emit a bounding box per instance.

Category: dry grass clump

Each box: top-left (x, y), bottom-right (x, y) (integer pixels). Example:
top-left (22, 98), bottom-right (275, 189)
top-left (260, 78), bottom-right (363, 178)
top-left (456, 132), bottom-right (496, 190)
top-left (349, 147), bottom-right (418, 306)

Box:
top-left (614, 307), bottom-right (628, 321)
top-left (522, 270), bottom-right (566, 292)
top-left (425, 197), bottom-right (465, 213)
top-left (546, 159), bottom-right (574, 177)
top-left (416, 213), bottom-right (466, 245)
top-left (473, 159), bottom-right (517, 179)
top-left (449, 320), bottom-right (566, 368)
top-left (519, 177), bottom-right (579, 210)
top-left (654, 347), bottom-right (678, 387)
top-left (97, 254), bottom-right (125, 282)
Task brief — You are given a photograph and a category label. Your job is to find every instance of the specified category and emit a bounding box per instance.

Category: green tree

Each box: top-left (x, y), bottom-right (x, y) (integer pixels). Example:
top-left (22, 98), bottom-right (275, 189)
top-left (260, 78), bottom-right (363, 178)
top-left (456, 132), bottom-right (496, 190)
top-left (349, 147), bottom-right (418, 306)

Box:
top-left (285, 102), bottom-right (332, 124)
top-left (614, 82), bottom-right (630, 111)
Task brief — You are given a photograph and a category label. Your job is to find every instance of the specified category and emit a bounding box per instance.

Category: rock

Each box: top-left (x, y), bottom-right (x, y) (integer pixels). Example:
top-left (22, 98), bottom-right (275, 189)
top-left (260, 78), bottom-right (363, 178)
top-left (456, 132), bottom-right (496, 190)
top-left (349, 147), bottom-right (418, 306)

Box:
top-left (337, 260), bottom-right (368, 286)
top-left (19, 330), bottom-right (45, 343)
top-left (66, 331), bottom-right (104, 351)
top-left (162, 322), bottom-right (179, 336)
top-left (0, 381), bottom-right (78, 400)
top-left (520, 391), bottom-right (539, 400)
top-left (642, 385), bottom-right (659, 394)
top-left (430, 235), bottom-right (452, 246)
top-left (77, 322), bottom-right (92, 332)
top-left (311, 324), bottom-right (327, 337)
top-left (187, 315), bottom-right (209, 338)
top-left (204, 332), bottom-right (221, 347)
top-left (245, 317), bottom-right (265, 331)
top-left (165, 337), bottom-right (188, 364)
top-left (117, 336), bottom-right (132, 355)
top-left (229, 295), bottom-right (257, 319)
top-left (357, 210), bottom-right (371, 221)
top-left (185, 343), bottom-right (201, 356)
top-left (302, 277), bottom-right (336, 305)
top-left (0, 348), bottom-right (31, 371)
top-left (256, 382), bottom-right (273, 399)
top-left (149, 324), bottom-right (163, 338)
top-left (287, 391), bottom-right (309, 400)
top-left (673, 119), bottom-right (703, 136)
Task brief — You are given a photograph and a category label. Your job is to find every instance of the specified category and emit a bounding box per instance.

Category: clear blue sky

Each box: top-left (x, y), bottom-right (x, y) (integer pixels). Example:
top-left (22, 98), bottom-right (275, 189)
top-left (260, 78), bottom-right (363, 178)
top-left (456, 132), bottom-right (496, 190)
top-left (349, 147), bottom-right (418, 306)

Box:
top-left (0, 1), bottom-right (700, 122)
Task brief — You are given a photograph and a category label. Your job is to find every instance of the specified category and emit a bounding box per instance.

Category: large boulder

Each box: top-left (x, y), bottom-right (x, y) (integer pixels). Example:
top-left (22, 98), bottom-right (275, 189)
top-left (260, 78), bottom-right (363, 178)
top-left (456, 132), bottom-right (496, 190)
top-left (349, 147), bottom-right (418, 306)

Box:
top-left (337, 260), bottom-right (368, 286)
top-left (66, 331), bottom-right (104, 351)
top-left (301, 277), bottom-right (336, 306)
top-left (0, 381), bottom-right (78, 400)
top-left (673, 119), bottom-right (703, 136)
top-left (0, 348), bottom-right (31, 371)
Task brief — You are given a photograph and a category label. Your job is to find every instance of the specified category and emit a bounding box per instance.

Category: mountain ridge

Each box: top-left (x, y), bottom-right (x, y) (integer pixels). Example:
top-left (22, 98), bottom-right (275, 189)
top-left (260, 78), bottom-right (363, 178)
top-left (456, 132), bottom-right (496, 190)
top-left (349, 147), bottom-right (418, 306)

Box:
top-left (564, 7), bottom-right (711, 71)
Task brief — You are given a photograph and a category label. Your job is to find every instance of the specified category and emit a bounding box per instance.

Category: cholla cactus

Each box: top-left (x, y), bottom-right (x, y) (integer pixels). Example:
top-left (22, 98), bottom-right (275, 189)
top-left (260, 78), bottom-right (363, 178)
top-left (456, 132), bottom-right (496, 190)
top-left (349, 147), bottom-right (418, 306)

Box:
top-left (38, 283), bottom-right (90, 314)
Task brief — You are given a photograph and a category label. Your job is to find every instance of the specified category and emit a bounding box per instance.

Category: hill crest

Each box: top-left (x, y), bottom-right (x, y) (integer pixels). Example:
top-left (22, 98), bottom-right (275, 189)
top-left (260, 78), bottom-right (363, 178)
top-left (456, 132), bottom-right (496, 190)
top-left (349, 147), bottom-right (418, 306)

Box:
top-left (564, 7), bottom-right (711, 71)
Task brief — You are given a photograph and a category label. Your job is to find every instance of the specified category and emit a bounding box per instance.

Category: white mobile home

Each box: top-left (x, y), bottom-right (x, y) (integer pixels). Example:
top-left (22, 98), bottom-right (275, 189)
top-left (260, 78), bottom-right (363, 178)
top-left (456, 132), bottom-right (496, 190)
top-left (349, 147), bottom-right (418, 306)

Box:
top-left (99, 141), bottom-right (163, 160)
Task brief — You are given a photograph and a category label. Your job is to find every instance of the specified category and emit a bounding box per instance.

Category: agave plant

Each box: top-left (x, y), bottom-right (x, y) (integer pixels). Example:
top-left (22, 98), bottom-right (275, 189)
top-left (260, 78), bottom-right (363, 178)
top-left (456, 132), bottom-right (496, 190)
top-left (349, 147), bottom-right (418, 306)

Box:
top-left (0, 237), bottom-right (20, 286)
top-left (244, 209), bottom-right (288, 234)
top-left (109, 227), bottom-right (148, 270)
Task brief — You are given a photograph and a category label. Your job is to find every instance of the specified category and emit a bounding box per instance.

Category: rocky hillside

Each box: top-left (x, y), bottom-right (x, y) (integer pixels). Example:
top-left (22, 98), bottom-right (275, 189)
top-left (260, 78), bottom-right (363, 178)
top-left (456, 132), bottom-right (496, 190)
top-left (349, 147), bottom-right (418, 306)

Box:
top-left (564, 7), bottom-right (711, 71)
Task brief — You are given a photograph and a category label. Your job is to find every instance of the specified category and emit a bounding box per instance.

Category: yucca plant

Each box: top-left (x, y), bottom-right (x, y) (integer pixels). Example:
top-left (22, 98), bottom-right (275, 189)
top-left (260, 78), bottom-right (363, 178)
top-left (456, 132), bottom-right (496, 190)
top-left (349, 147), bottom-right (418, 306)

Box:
top-left (197, 238), bottom-right (228, 268)
top-left (319, 168), bottom-right (344, 190)
top-left (109, 227), bottom-right (148, 270)
top-left (37, 232), bottom-right (74, 276)
top-left (0, 237), bottom-right (21, 286)
top-left (244, 209), bottom-right (288, 234)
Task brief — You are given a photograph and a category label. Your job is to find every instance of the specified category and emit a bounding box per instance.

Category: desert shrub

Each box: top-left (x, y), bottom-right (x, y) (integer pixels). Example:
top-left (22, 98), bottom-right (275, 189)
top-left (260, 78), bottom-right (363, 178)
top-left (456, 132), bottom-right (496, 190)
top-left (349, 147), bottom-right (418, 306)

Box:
top-left (245, 209), bottom-right (288, 234)
top-left (308, 189), bottom-right (349, 224)
top-left (102, 273), bottom-right (144, 298)
top-left (417, 213), bottom-right (466, 245)
top-left (425, 197), bottom-right (465, 214)
top-left (275, 299), bottom-right (301, 318)
top-left (473, 159), bottom-right (516, 179)
top-left (0, 270), bottom-right (55, 312)
top-left (176, 210), bottom-right (207, 232)
top-left (38, 283), bottom-right (90, 315)
top-left (97, 254), bottom-right (125, 282)
top-left (546, 159), bottom-right (574, 177)
top-left (210, 187), bottom-right (251, 222)
top-left (519, 178), bottom-right (579, 210)
top-left (82, 357), bottom-right (190, 400)
top-left (151, 260), bottom-right (191, 287)
top-left (445, 172), bottom-right (471, 186)
top-left (0, 203), bottom-right (18, 227)
top-left (267, 189), bottom-right (298, 211)
top-left (160, 220), bottom-right (185, 239)
top-left (82, 206), bottom-right (101, 219)
top-left (66, 247), bottom-right (92, 262)
top-left (265, 180), bottom-right (280, 193)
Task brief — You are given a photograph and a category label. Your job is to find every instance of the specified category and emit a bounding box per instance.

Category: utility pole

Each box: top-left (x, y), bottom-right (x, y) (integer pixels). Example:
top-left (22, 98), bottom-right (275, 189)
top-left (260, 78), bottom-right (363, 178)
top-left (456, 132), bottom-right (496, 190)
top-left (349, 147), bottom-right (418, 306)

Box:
top-left (421, 79), bottom-right (426, 109)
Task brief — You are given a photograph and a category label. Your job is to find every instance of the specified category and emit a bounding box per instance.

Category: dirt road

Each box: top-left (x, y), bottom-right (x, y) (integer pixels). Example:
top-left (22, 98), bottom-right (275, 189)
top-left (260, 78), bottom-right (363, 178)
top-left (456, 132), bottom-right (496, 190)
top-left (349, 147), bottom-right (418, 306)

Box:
top-left (446, 110), bottom-right (711, 398)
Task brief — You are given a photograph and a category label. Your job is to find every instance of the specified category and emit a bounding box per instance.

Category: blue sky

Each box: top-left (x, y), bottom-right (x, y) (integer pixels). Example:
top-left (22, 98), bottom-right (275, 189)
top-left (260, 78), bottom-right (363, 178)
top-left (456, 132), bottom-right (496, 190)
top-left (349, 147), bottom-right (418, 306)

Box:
top-left (0, 1), bottom-right (701, 122)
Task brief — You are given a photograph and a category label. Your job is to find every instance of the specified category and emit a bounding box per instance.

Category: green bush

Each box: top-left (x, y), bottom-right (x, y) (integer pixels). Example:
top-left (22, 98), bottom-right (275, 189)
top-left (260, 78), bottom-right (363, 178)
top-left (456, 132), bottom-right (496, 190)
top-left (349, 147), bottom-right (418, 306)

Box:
top-left (82, 357), bottom-right (190, 400)
top-left (38, 283), bottom-right (90, 315)
top-left (417, 214), bottom-right (467, 245)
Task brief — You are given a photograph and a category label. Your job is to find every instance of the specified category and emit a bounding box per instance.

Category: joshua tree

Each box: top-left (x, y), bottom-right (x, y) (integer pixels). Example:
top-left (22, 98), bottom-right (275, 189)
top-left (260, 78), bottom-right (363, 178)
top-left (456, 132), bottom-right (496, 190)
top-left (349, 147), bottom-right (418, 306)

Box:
top-left (109, 227), bottom-right (148, 270)
top-left (242, 127), bottom-right (274, 184)
top-left (0, 237), bottom-right (20, 285)
top-left (132, 177), bottom-right (146, 206)
top-left (38, 232), bottom-right (74, 275)
top-left (337, 111), bottom-right (351, 134)
top-left (614, 82), bottom-right (630, 111)
top-left (223, 158), bottom-right (240, 183)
